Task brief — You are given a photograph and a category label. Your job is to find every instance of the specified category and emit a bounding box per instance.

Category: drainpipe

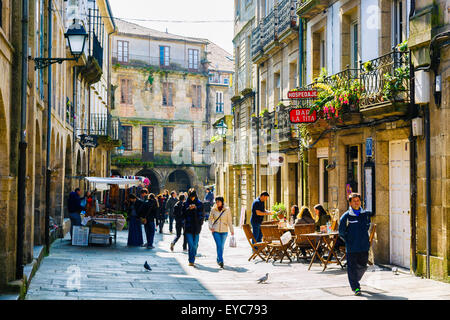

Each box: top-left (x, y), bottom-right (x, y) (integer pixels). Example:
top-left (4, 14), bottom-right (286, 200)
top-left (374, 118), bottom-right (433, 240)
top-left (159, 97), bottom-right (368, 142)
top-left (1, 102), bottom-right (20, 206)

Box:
top-left (424, 103), bottom-right (431, 279)
top-left (44, 0), bottom-right (52, 253)
top-left (255, 65), bottom-right (260, 199)
top-left (107, 26), bottom-right (116, 177)
top-left (16, 0), bottom-right (29, 280)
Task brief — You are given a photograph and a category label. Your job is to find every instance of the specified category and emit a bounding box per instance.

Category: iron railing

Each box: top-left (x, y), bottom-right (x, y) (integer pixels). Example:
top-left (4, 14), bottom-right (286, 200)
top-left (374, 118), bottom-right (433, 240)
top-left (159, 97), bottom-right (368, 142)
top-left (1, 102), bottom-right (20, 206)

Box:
top-left (278, 0), bottom-right (298, 36)
top-left (112, 53), bottom-right (207, 74)
top-left (77, 113), bottom-right (120, 140)
top-left (261, 9), bottom-right (277, 49)
top-left (251, 24), bottom-right (263, 59)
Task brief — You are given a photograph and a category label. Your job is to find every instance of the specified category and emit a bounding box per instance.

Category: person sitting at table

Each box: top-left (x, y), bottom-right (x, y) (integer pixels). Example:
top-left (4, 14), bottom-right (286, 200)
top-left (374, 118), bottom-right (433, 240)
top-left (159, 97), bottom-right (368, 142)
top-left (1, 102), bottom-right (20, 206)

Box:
top-left (290, 205), bottom-right (299, 223)
top-left (314, 204), bottom-right (331, 232)
top-left (295, 206), bottom-right (315, 225)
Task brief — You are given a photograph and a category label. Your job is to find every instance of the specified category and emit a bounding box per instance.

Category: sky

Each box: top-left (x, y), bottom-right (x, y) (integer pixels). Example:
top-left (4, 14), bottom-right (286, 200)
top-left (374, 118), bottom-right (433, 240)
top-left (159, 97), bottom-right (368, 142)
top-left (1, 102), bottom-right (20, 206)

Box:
top-left (108, 0), bottom-right (235, 54)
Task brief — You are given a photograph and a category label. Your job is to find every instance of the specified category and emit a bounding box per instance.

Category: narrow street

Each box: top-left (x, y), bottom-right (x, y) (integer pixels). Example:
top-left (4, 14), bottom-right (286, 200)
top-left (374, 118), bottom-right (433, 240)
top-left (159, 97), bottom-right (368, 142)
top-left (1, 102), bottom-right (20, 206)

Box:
top-left (25, 226), bottom-right (450, 300)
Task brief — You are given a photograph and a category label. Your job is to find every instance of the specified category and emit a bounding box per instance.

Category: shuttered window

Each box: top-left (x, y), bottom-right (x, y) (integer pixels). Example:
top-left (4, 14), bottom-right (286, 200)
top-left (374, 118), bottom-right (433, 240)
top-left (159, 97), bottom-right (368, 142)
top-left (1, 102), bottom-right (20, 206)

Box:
top-left (162, 82), bottom-right (173, 106)
top-left (120, 79), bottom-right (133, 104)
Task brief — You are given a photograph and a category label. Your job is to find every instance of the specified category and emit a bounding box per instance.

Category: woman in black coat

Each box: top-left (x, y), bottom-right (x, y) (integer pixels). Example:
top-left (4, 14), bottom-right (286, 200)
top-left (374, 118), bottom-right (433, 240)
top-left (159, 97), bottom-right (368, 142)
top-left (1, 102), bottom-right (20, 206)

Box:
top-left (182, 188), bottom-right (204, 266)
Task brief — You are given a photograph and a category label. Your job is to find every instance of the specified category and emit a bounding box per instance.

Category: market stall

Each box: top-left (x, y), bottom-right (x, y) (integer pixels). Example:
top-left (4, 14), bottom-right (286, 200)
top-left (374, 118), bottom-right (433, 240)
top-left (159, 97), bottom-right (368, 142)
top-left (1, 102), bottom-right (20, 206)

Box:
top-left (75, 177), bottom-right (141, 246)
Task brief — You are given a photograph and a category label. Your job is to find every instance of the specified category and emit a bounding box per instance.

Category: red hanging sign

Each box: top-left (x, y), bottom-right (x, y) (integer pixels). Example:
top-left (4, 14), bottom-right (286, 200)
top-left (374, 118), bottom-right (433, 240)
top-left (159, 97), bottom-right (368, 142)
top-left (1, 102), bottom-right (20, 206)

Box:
top-left (287, 90), bottom-right (318, 99)
top-left (289, 108), bottom-right (317, 123)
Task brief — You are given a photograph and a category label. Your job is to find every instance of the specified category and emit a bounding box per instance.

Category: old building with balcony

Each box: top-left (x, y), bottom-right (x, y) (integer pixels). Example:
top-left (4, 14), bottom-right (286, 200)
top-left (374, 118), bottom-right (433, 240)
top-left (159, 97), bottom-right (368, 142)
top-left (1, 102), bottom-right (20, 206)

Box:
top-left (0, 0), bottom-right (115, 292)
top-left (110, 20), bottom-right (233, 197)
top-left (294, 0), bottom-right (449, 281)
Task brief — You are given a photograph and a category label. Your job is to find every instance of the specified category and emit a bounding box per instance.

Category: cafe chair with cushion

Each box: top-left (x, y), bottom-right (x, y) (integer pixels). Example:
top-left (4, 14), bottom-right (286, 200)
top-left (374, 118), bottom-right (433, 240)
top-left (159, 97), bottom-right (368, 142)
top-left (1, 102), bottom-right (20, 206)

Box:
top-left (243, 224), bottom-right (268, 262)
top-left (261, 225), bottom-right (293, 263)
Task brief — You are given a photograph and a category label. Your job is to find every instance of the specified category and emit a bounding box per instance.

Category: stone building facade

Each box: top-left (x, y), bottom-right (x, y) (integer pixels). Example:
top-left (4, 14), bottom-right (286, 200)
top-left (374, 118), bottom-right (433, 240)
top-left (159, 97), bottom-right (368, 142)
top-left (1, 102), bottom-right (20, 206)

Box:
top-left (0, 0), bottom-right (115, 291)
top-left (110, 20), bottom-right (233, 198)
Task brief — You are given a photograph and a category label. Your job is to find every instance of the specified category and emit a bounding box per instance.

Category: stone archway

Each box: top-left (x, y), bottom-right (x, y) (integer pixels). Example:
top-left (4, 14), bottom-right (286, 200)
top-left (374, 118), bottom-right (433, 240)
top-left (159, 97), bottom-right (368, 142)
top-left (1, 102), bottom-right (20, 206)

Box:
top-left (136, 169), bottom-right (160, 195)
top-left (166, 170), bottom-right (191, 194)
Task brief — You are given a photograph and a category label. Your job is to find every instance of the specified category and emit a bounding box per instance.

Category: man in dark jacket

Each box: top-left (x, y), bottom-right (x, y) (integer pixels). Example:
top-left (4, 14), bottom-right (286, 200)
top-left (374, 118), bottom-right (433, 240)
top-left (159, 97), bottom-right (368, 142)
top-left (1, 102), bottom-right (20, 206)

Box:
top-left (170, 194), bottom-right (187, 252)
top-left (339, 193), bottom-right (375, 296)
top-left (139, 193), bottom-right (158, 249)
top-left (166, 191), bottom-right (178, 234)
top-left (68, 188), bottom-right (84, 240)
top-left (182, 188), bottom-right (204, 266)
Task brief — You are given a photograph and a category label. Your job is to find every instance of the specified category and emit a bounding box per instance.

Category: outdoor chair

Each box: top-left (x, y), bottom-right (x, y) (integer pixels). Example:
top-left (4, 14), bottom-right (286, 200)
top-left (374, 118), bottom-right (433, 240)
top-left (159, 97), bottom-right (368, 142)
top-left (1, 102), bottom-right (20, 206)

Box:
top-left (368, 223), bottom-right (377, 265)
top-left (292, 223), bottom-right (316, 261)
top-left (243, 224), bottom-right (268, 262)
top-left (261, 225), bottom-right (293, 263)
top-left (261, 220), bottom-right (278, 225)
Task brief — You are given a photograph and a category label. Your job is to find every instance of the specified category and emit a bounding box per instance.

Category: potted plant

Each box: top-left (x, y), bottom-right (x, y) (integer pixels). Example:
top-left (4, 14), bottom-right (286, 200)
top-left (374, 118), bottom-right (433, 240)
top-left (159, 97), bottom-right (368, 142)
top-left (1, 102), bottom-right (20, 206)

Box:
top-left (271, 202), bottom-right (286, 220)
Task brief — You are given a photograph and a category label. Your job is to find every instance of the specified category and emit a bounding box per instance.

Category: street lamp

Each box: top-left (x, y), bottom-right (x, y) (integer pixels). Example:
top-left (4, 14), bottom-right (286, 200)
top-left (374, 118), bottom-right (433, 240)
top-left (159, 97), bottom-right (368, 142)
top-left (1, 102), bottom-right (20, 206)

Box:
top-left (215, 120), bottom-right (228, 136)
top-left (33, 20), bottom-right (88, 70)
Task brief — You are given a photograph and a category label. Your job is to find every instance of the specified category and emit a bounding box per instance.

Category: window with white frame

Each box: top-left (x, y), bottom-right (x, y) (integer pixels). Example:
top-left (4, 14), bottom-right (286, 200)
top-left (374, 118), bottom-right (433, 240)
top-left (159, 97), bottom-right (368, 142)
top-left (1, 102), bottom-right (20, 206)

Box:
top-left (216, 91), bottom-right (224, 113)
top-left (350, 21), bottom-right (359, 69)
top-left (188, 49), bottom-right (199, 70)
top-left (117, 40), bottom-right (129, 63)
top-left (160, 46), bottom-right (170, 67)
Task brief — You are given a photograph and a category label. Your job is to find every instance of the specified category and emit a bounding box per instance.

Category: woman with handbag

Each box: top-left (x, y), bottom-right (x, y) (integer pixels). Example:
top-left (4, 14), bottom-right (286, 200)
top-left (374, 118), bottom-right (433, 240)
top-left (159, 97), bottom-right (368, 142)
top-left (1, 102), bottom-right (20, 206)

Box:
top-left (208, 196), bottom-right (234, 269)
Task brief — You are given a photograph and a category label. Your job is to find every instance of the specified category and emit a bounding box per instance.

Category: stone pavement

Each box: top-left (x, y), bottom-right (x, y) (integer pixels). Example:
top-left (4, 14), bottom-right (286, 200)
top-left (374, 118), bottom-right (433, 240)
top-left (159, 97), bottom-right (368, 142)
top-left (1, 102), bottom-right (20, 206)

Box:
top-left (25, 225), bottom-right (450, 300)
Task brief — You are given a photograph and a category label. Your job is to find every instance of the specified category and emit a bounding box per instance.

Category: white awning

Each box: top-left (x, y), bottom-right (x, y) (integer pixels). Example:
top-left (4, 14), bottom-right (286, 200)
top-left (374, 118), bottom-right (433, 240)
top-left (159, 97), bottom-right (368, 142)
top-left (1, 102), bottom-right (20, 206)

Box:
top-left (84, 177), bottom-right (141, 191)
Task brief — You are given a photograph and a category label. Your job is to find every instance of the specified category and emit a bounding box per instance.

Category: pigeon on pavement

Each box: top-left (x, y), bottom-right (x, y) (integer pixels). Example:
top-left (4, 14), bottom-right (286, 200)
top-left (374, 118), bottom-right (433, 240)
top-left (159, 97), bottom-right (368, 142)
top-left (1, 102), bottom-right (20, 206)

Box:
top-left (257, 273), bottom-right (269, 284)
top-left (144, 261), bottom-right (152, 271)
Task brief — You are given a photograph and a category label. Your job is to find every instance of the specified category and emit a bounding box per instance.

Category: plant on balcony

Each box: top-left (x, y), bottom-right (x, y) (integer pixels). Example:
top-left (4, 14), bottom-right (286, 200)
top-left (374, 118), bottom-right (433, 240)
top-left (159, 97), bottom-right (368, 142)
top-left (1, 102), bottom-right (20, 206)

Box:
top-left (231, 95), bottom-right (242, 103)
top-left (260, 108), bottom-right (269, 117)
top-left (382, 64), bottom-right (409, 102)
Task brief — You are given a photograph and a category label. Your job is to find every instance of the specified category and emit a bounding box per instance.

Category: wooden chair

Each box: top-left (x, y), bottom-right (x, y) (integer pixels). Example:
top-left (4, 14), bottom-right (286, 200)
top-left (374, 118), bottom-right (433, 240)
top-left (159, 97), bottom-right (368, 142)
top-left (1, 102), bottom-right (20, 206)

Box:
top-left (292, 224), bottom-right (316, 261)
top-left (261, 225), bottom-right (292, 263)
top-left (243, 224), bottom-right (268, 262)
top-left (368, 224), bottom-right (377, 265)
top-left (331, 219), bottom-right (338, 231)
top-left (261, 220), bottom-right (278, 225)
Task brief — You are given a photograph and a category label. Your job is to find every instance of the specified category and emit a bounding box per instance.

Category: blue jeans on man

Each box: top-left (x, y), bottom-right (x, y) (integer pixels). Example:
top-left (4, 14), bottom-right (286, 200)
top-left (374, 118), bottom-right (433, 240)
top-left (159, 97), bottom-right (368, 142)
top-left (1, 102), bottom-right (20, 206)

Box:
top-left (185, 233), bottom-right (200, 264)
top-left (144, 221), bottom-right (155, 248)
top-left (69, 212), bottom-right (82, 240)
top-left (212, 232), bottom-right (228, 264)
top-left (251, 221), bottom-right (262, 243)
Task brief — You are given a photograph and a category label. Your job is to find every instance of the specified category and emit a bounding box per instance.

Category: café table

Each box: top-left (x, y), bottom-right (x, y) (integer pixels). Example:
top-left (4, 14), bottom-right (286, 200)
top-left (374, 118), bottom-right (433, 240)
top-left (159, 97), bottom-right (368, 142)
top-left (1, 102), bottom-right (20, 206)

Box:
top-left (303, 231), bottom-right (344, 272)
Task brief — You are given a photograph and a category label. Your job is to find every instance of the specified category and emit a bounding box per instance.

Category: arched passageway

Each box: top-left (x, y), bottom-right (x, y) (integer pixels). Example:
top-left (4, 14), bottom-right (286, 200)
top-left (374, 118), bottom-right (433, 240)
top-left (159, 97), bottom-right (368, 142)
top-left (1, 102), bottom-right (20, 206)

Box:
top-left (166, 170), bottom-right (191, 194)
top-left (136, 169), bottom-right (160, 195)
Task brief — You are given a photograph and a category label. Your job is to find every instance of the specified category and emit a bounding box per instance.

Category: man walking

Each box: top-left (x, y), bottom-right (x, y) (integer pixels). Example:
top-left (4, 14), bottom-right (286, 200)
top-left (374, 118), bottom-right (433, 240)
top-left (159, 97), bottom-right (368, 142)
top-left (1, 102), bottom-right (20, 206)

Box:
top-left (250, 191), bottom-right (273, 243)
top-left (68, 188), bottom-right (84, 241)
top-left (166, 191), bottom-right (178, 234)
top-left (170, 194), bottom-right (187, 252)
top-left (338, 193), bottom-right (375, 296)
top-left (203, 188), bottom-right (214, 221)
top-left (137, 189), bottom-right (149, 247)
top-left (182, 188), bottom-right (204, 266)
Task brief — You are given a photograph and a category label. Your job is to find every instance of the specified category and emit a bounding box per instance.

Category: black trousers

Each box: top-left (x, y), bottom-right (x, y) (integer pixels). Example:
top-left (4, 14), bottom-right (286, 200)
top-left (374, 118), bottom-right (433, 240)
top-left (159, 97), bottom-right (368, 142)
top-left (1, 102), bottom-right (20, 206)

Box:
top-left (346, 251), bottom-right (369, 291)
top-left (172, 222), bottom-right (187, 250)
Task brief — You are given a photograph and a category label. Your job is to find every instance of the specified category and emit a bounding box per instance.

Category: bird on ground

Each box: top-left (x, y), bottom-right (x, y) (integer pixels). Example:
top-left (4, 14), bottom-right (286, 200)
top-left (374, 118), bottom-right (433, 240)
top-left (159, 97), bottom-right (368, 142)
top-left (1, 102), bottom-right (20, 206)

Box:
top-left (144, 261), bottom-right (152, 271)
top-left (257, 273), bottom-right (269, 284)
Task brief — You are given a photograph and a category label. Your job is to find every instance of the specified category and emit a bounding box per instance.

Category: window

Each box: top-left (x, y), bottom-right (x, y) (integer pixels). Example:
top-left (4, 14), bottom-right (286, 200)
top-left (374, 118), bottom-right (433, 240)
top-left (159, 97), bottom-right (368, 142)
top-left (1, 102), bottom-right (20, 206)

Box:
top-left (274, 73), bottom-right (281, 106)
top-left (191, 85), bottom-right (201, 108)
top-left (117, 40), bottom-right (129, 63)
top-left (142, 127), bottom-right (154, 153)
top-left (347, 145), bottom-right (361, 195)
top-left (0, 0), bottom-right (3, 29)
top-left (350, 21), bottom-right (358, 69)
top-left (162, 82), bottom-right (173, 106)
top-left (319, 158), bottom-right (329, 208)
top-left (188, 49), bottom-right (199, 70)
top-left (163, 127), bottom-right (173, 152)
top-left (392, 0), bottom-right (408, 47)
top-left (192, 127), bottom-right (202, 152)
top-left (160, 46), bottom-right (170, 67)
top-left (120, 79), bottom-right (133, 104)
top-left (216, 91), bottom-right (224, 113)
top-left (224, 77), bottom-right (229, 86)
top-left (121, 126), bottom-right (132, 150)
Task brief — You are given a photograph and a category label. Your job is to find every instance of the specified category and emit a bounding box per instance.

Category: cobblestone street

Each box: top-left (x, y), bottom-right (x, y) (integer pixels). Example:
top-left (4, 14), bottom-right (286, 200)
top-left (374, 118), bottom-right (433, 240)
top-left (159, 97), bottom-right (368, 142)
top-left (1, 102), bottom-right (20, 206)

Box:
top-left (25, 226), bottom-right (450, 300)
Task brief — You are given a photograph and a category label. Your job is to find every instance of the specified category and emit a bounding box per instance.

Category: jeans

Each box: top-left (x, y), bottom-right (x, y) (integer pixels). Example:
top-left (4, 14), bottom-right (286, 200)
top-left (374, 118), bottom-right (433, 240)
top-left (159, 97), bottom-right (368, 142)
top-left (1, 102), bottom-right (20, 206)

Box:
top-left (185, 233), bottom-right (200, 263)
top-left (169, 215), bottom-right (175, 233)
top-left (172, 222), bottom-right (187, 250)
top-left (158, 216), bottom-right (165, 233)
top-left (251, 221), bottom-right (262, 243)
top-left (212, 232), bottom-right (228, 264)
top-left (346, 251), bottom-right (369, 291)
top-left (144, 221), bottom-right (155, 247)
top-left (69, 212), bottom-right (82, 240)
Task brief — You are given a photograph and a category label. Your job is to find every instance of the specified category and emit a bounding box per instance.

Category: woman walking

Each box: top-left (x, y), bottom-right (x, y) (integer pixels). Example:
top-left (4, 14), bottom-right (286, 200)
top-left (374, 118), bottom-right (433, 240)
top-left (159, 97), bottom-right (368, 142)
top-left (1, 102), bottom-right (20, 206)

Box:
top-left (170, 194), bottom-right (187, 252)
top-left (126, 194), bottom-right (143, 247)
top-left (182, 188), bottom-right (204, 266)
top-left (208, 196), bottom-right (234, 268)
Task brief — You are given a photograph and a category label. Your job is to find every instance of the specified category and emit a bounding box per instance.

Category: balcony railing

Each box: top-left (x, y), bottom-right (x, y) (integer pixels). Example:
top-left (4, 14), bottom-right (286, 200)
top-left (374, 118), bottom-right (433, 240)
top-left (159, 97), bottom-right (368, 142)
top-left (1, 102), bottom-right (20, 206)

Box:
top-left (278, 0), bottom-right (298, 36)
top-left (112, 53), bottom-right (207, 74)
top-left (77, 113), bottom-right (120, 140)
top-left (296, 48), bottom-right (410, 117)
top-left (261, 9), bottom-right (278, 49)
top-left (251, 24), bottom-right (263, 59)
top-left (359, 50), bottom-right (410, 109)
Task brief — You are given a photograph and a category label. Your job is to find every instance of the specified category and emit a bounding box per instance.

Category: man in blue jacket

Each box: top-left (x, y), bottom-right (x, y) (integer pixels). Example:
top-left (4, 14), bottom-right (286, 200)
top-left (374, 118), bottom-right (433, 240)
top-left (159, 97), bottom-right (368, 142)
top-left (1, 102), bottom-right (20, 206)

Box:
top-left (339, 193), bottom-right (374, 296)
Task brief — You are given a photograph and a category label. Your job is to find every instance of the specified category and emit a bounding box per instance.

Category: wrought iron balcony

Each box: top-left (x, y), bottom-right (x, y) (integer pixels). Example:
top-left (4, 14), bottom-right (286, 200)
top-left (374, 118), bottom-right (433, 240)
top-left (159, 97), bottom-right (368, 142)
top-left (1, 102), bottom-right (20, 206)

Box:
top-left (251, 24), bottom-right (263, 60)
top-left (278, 0), bottom-right (298, 39)
top-left (112, 53), bottom-right (207, 74)
top-left (77, 113), bottom-right (120, 141)
top-left (261, 10), bottom-right (278, 49)
top-left (359, 49), bottom-right (410, 112)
